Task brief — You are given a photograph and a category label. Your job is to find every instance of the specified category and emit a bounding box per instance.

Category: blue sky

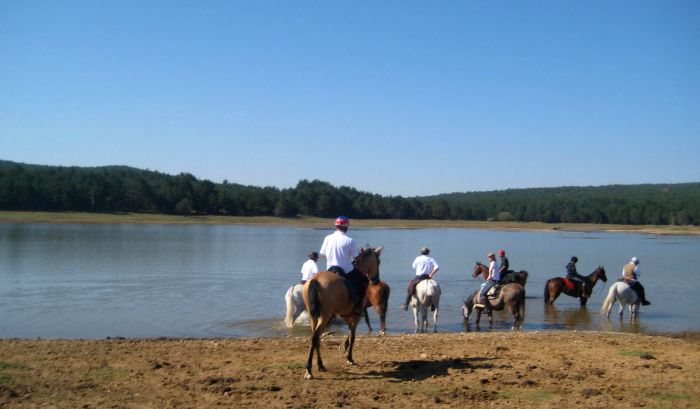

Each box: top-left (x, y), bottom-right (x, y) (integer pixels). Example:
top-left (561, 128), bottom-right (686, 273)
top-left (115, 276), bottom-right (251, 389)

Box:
top-left (1, 1), bottom-right (698, 196)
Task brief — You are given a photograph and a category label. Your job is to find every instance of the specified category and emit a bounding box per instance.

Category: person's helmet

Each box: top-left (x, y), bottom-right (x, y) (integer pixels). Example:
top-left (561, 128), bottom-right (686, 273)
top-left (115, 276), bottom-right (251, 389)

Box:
top-left (499, 249), bottom-right (505, 256)
top-left (334, 216), bottom-right (349, 227)
top-left (631, 256), bottom-right (639, 264)
top-left (487, 252), bottom-right (496, 258)
top-left (571, 256), bottom-right (578, 263)
top-left (420, 246), bottom-right (430, 255)
top-left (309, 251), bottom-right (319, 260)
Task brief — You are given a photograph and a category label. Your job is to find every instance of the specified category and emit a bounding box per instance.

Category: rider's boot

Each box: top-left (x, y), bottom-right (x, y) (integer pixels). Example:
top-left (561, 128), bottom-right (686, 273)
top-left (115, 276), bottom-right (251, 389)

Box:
top-left (474, 294), bottom-right (486, 309)
top-left (401, 293), bottom-right (411, 311)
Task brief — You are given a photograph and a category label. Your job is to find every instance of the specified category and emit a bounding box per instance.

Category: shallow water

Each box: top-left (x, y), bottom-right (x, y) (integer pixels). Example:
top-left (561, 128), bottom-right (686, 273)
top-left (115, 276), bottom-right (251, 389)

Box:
top-left (0, 223), bottom-right (698, 338)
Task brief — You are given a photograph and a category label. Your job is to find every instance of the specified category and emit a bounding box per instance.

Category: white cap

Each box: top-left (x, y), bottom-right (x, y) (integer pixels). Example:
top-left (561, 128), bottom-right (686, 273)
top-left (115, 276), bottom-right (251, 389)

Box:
top-left (630, 256), bottom-right (639, 263)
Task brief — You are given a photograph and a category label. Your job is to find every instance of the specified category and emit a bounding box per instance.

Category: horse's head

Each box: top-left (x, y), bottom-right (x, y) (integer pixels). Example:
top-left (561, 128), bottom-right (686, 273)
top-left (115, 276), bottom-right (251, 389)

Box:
top-left (354, 246), bottom-right (383, 281)
top-left (472, 261), bottom-right (486, 278)
top-left (596, 266), bottom-right (607, 282)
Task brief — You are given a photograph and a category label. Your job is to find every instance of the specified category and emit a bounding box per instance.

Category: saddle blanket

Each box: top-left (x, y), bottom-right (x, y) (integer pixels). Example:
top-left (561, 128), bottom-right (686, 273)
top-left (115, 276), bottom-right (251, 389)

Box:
top-left (562, 278), bottom-right (576, 291)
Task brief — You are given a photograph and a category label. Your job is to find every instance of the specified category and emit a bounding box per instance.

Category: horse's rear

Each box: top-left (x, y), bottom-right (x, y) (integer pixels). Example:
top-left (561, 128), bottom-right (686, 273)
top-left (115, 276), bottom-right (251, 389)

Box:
top-left (412, 279), bottom-right (440, 333)
top-left (502, 283), bottom-right (526, 330)
top-left (601, 281), bottom-right (639, 320)
top-left (364, 281), bottom-right (390, 335)
top-left (284, 283), bottom-right (305, 328)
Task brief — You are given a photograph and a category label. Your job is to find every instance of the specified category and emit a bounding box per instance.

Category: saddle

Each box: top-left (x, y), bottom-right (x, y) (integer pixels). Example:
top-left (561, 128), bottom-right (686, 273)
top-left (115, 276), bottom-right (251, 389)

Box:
top-left (328, 266), bottom-right (362, 305)
top-left (486, 285), bottom-right (502, 300)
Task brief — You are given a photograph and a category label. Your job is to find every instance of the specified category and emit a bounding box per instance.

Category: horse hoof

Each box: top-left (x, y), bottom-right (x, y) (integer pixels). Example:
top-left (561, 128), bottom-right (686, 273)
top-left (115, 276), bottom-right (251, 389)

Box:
top-left (318, 365), bottom-right (326, 372)
top-left (304, 371), bottom-right (313, 380)
top-left (347, 360), bottom-right (356, 366)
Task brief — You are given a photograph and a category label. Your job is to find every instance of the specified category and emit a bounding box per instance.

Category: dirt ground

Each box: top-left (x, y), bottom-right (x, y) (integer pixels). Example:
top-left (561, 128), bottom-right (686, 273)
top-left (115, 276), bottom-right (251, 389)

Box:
top-left (1, 331), bottom-right (698, 408)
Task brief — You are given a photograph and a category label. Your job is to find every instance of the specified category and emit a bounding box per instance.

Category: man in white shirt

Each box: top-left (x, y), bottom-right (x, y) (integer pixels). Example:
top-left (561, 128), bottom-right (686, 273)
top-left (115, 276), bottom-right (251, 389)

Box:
top-left (477, 252), bottom-right (500, 309)
top-left (300, 251), bottom-right (319, 284)
top-left (319, 216), bottom-right (366, 314)
top-left (401, 246), bottom-right (439, 310)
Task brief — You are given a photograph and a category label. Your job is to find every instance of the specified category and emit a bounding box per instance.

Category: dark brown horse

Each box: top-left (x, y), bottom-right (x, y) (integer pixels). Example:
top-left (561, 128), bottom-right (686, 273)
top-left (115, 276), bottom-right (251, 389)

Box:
top-left (473, 261), bottom-right (529, 287)
top-left (363, 280), bottom-right (390, 336)
top-left (302, 246), bottom-right (383, 379)
top-left (544, 266), bottom-right (607, 306)
top-left (462, 283), bottom-right (526, 330)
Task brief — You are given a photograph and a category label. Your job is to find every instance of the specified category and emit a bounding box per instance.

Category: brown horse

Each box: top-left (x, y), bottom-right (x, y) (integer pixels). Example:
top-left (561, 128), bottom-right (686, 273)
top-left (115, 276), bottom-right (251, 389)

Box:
top-left (462, 283), bottom-right (526, 330)
top-left (544, 266), bottom-right (607, 306)
top-left (473, 261), bottom-right (529, 287)
top-left (302, 246), bottom-right (383, 379)
top-left (363, 280), bottom-right (390, 336)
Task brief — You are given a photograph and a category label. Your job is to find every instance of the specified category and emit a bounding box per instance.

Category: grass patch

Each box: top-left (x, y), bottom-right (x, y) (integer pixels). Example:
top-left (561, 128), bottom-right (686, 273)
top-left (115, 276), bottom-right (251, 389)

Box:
top-left (0, 361), bottom-right (28, 383)
top-left (619, 349), bottom-right (655, 359)
top-left (650, 391), bottom-right (692, 401)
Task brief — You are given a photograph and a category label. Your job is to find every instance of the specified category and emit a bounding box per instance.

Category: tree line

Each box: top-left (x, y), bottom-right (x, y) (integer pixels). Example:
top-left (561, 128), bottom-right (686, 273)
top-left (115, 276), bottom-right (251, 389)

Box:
top-left (1, 160), bottom-right (698, 225)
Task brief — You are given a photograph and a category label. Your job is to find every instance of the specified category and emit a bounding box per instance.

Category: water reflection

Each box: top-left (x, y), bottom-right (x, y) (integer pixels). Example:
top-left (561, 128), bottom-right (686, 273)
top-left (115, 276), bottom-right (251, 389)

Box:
top-left (542, 305), bottom-right (594, 330)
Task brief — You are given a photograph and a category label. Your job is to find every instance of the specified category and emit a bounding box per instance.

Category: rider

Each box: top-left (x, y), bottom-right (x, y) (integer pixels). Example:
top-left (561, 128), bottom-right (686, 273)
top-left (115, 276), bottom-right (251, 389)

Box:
top-left (300, 251), bottom-right (319, 284)
top-left (476, 252), bottom-right (500, 309)
top-left (498, 249), bottom-right (510, 283)
top-left (621, 256), bottom-right (651, 306)
top-left (401, 246), bottom-right (439, 311)
top-left (318, 216), bottom-right (366, 314)
top-left (566, 256), bottom-right (587, 297)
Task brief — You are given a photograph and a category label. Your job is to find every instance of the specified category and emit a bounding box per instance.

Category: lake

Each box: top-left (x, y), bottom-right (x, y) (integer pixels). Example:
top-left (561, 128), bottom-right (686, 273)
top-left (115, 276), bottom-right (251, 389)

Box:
top-left (1, 222), bottom-right (698, 339)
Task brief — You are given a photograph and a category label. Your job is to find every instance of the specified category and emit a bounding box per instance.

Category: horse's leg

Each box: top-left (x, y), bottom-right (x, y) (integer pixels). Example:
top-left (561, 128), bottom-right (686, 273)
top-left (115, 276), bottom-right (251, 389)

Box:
top-left (345, 318), bottom-right (359, 365)
top-left (432, 306), bottom-right (439, 333)
top-left (412, 305), bottom-right (419, 333)
top-left (374, 303), bottom-right (386, 336)
top-left (305, 317), bottom-right (324, 379)
top-left (363, 307), bottom-right (372, 333)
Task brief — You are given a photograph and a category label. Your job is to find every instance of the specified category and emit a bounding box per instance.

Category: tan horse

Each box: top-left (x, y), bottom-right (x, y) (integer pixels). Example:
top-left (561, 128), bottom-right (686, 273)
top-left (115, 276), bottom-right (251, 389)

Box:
top-left (462, 283), bottom-right (526, 330)
top-left (302, 246), bottom-right (383, 379)
top-left (363, 280), bottom-right (390, 336)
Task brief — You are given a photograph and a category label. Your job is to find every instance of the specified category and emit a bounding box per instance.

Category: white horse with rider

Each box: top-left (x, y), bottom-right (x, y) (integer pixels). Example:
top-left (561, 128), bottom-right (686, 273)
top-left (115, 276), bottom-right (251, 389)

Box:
top-left (410, 279), bottom-right (441, 333)
top-left (601, 281), bottom-right (641, 320)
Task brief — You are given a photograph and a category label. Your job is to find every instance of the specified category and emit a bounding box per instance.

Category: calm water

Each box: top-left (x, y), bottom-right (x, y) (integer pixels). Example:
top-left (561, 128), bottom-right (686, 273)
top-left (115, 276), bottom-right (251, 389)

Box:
top-left (1, 223), bottom-right (698, 339)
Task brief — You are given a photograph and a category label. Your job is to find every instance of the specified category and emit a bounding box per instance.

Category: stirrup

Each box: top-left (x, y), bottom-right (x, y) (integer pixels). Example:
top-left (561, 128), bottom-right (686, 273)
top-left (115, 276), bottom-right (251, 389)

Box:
top-left (474, 303), bottom-right (486, 309)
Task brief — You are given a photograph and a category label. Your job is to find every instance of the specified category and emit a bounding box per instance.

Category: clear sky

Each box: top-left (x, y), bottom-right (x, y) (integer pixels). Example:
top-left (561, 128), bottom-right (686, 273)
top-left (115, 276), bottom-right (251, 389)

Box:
top-left (1, 1), bottom-right (698, 196)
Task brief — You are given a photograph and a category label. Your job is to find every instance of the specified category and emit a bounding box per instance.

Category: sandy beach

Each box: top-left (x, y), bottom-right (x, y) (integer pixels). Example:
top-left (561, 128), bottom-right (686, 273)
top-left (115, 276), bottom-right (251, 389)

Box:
top-left (1, 331), bottom-right (698, 408)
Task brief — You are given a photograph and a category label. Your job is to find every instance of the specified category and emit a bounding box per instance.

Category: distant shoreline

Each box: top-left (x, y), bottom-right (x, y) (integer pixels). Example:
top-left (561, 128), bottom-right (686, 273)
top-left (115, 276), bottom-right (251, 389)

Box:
top-left (1, 211), bottom-right (698, 235)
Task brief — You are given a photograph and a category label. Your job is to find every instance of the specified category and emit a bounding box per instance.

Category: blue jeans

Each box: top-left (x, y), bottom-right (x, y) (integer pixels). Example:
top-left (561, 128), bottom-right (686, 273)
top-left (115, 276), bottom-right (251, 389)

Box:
top-left (480, 280), bottom-right (496, 299)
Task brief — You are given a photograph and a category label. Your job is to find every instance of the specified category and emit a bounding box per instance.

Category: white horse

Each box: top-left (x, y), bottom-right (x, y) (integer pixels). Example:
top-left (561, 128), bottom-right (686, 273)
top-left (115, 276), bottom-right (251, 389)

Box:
top-left (284, 284), bottom-right (309, 327)
top-left (601, 281), bottom-right (640, 320)
top-left (410, 279), bottom-right (441, 333)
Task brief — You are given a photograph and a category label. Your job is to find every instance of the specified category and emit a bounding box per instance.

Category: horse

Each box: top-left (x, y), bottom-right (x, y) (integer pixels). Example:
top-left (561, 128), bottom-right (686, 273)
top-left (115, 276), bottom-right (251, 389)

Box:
top-left (462, 283), bottom-right (526, 330)
top-left (286, 280), bottom-right (390, 333)
top-left (601, 281), bottom-right (641, 320)
top-left (284, 283), bottom-right (309, 327)
top-left (363, 280), bottom-right (390, 336)
top-left (409, 278), bottom-right (440, 333)
top-left (302, 246), bottom-right (383, 380)
top-left (544, 266), bottom-right (608, 306)
top-left (473, 261), bottom-right (529, 287)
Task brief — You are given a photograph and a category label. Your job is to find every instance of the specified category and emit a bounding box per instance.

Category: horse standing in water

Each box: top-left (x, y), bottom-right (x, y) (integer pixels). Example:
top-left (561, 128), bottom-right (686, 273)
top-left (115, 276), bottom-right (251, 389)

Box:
top-left (409, 279), bottom-right (441, 333)
top-left (284, 283), bottom-right (308, 327)
top-left (286, 280), bottom-right (390, 334)
top-left (302, 246), bottom-right (383, 379)
top-left (463, 283), bottom-right (526, 330)
top-left (473, 261), bottom-right (529, 287)
top-left (601, 281), bottom-right (642, 320)
top-left (363, 280), bottom-right (390, 336)
top-left (544, 266), bottom-right (608, 306)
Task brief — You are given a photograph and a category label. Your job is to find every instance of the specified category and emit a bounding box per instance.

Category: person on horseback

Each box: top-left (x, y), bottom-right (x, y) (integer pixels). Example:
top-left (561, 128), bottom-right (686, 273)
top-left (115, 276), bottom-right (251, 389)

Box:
top-left (300, 251), bottom-right (319, 284)
top-left (401, 246), bottom-right (439, 311)
top-left (498, 249), bottom-right (510, 282)
top-left (566, 256), bottom-right (587, 297)
top-left (621, 256), bottom-right (651, 306)
top-left (318, 216), bottom-right (367, 314)
top-left (476, 252), bottom-right (500, 309)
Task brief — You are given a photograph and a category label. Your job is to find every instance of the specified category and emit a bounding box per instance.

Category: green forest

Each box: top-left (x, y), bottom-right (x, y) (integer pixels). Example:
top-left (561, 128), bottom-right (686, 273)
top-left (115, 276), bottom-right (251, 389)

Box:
top-left (1, 160), bottom-right (699, 225)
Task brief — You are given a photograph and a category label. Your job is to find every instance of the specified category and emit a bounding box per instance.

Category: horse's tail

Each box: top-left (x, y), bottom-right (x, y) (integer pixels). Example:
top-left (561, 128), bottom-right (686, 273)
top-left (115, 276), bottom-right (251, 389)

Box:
top-left (518, 289), bottom-right (526, 322)
top-left (600, 284), bottom-right (616, 316)
top-left (544, 280), bottom-right (551, 304)
top-left (307, 279), bottom-right (322, 319)
top-left (284, 285), bottom-right (296, 328)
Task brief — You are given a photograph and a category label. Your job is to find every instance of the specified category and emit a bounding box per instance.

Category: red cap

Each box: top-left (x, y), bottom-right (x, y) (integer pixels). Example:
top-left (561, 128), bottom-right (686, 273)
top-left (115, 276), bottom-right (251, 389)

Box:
top-left (499, 249), bottom-right (505, 256)
top-left (335, 216), bottom-right (349, 227)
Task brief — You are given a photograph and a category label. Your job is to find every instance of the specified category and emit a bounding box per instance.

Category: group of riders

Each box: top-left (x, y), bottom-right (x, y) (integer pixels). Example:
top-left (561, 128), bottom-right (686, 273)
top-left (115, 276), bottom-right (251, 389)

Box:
top-left (298, 216), bottom-right (651, 315)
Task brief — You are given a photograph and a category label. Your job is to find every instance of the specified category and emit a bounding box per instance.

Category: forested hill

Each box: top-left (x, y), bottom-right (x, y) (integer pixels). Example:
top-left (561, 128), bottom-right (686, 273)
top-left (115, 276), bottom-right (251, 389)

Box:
top-left (1, 160), bottom-right (698, 225)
